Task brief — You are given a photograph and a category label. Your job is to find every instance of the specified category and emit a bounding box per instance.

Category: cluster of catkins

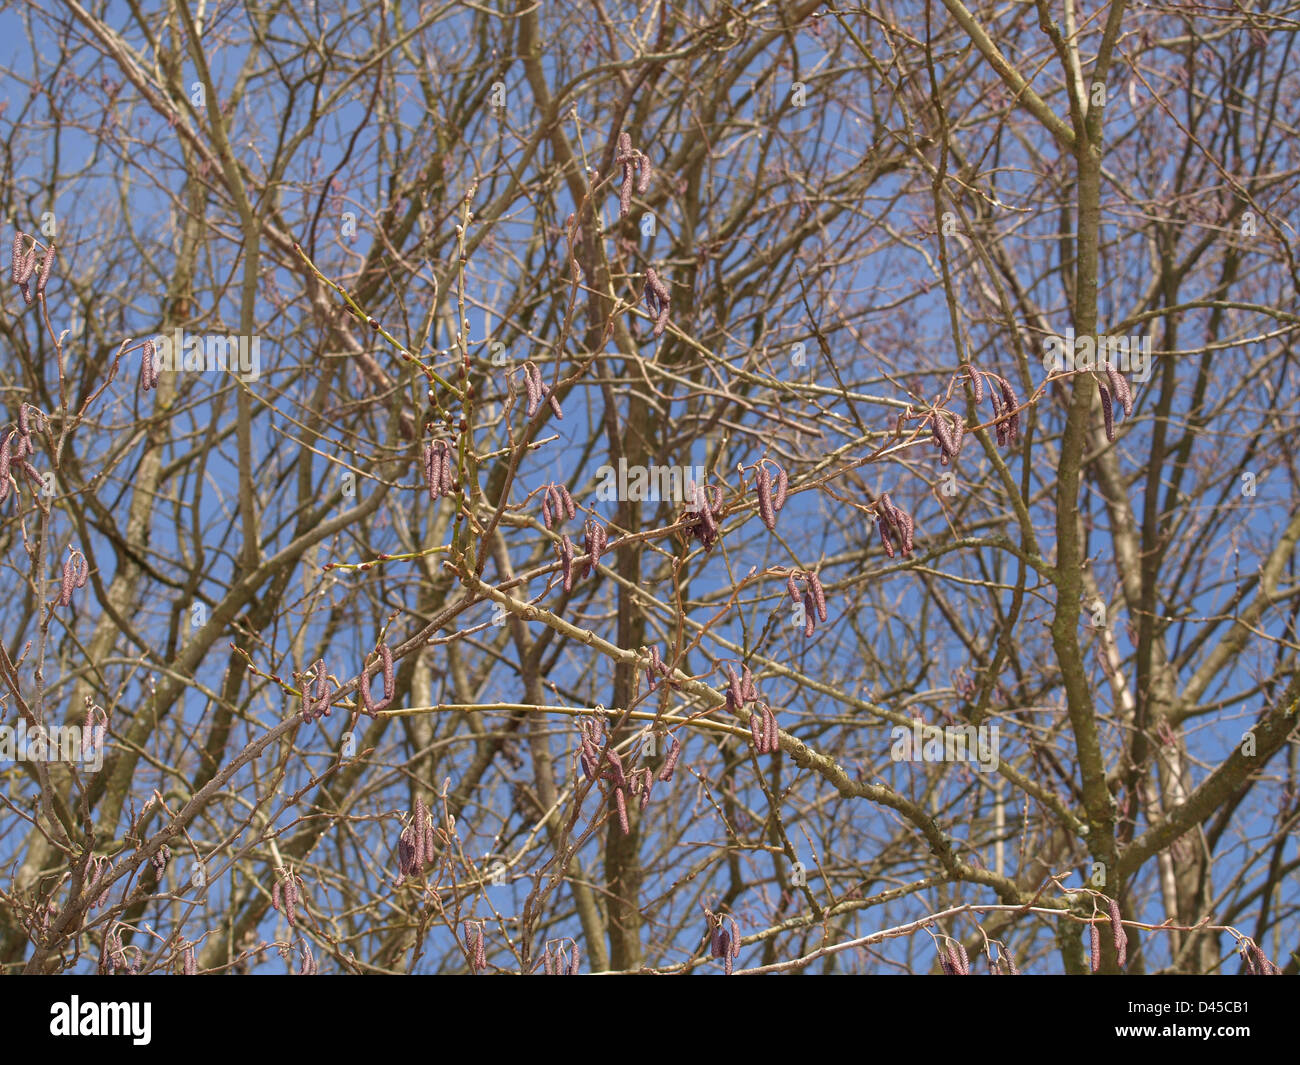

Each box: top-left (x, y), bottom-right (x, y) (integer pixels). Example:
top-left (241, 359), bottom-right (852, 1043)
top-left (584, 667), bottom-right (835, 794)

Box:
top-left (707, 911), bottom-right (741, 976)
top-left (358, 643), bottom-right (395, 714)
top-left (271, 869), bottom-right (306, 927)
top-left (541, 939), bottom-right (581, 975)
top-left (464, 921), bottom-right (488, 972)
top-left (787, 569), bottom-right (828, 637)
top-left (424, 438), bottom-right (455, 501)
top-left (1238, 936), bottom-right (1283, 975)
top-left (10, 232), bottom-right (55, 306)
top-left (557, 515), bottom-right (609, 592)
top-left (295, 937), bottom-right (317, 976)
top-left (1095, 364), bottom-right (1133, 442)
top-left (0, 403), bottom-right (44, 504)
top-left (875, 493), bottom-right (914, 559)
top-left (85, 855), bottom-right (113, 909)
top-left (397, 796), bottom-right (438, 881)
top-left (1087, 898), bottom-right (1129, 971)
top-left (753, 462), bottom-right (789, 531)
top-left (578, 720), bottom-right (659, 834)
top-left (968, 367), bottom-right (1021, 447)
top-left (581, 517), bottom-right (607, 579)
top-left (929, 409), bottom-right (965, 466)
top-left (539, 481), bottom-right (576, 529)
top-left (682, 482), bottom-right (723, 550)
top-left (300, 658), bottom-right (333, 724)
top-left (614, 131), bottom-right (651, 220)
top-left (57, 548), bottom-right (90, 608)
top-left (642, 267), bottom-right (671, 337)
top-left (643, 644), bottom-right (675, 693)
top-left (522, 360), bottom-right (563, 419)
top-left (101, 926), bottom-right (137, 975)
top-left (939, 938), bottom-right (970, 975)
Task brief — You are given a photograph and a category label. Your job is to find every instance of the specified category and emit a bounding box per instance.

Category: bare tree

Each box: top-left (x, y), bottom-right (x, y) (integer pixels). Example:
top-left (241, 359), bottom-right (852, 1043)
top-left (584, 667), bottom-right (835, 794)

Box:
top-left (0, 0), bottom-right (1295, 976)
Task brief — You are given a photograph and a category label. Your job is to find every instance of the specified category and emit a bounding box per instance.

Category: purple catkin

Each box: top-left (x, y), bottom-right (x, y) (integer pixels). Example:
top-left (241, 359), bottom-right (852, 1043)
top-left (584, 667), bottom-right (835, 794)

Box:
top-left (726, 665), bottom-right (743, 710)
top-left (424, 441), bottom-right (441, 498)
top-left (803, 591), bottom-right (816, 637)
top-left (183, 945), bottom-right (196, 975)
top-left (653, 302), bottom-right (670, 338)
top-left (286, 875), bottom-right (299, 927)
top-left (658, 736), bottom-right (681, 781)
top-left (359, 654), bottom-right (379, 714)
top-left (141, 341), bottom-right (158, 392)
top-left (999, 376), bottom-right (1020, 444)
top-left (1107, 363), bottom-right (1133, 417)
top-left (547, 389), bottom-right (564, 419)
top-left (636, 152), bottom-right (651, 195)
top-left (614, 786), bottom-right (629, 834)
top-left (558, 484), bottom-right (576, 520)
top-left (809, 571), bottom-right (827, 622)
top-left (313, 660), bottom-right (331, 717)
top-left (398, 826), bottom-right (416, 878)
top-left (569, 942), bottom-right (580, 975)
top-left (523, 363), bottom-right (541, 417)
top-left (742, 665), bottom-right (757, 702)
top-left (949, 940), bottom-right (969, 975)
top-left (619, 152), bottom-right (633, 219)
top-left (756, 468), bottom-right (776, 530)
top-left (380, 644), bottom-right (395, 703)
top-left (646, 268), bottom-right (671, 336)
top-left (35, 244), bottom-right (54, 295)
top-left (764, 704), bottom-right (778, 752)
top-left (18, 245), bottom-right (36, 285)
top-left (59, 553), bottom-right (78, 607)
top-left (710, 924), bottom-right (725, 958)
top-left (878, 518), bottom-right (896, 559)
top-left (543, 948), bottom-right (555, 975)
top-left (728, 917), bottom-right (740, 960)
top-left (1099, 382), bottom-right (1115, 442)
top-left (541, 489), bottom-right (553, 529)
top-left (750, 711), bottom-right (763, 751)
top-left (560, 535), bottom-right (575, 592)
top-left (723, 939), bottom-right (734, 976)
top-left (271, 876), bottom-right (283, 914)
top-left (787, 570), bottom-right (801, 605)
top-left (970, 369), bottom-right (985, 404)
top-left (440, 443), bottom-right (453, 491)
top-left (1108, 898), bottom-right (1127, 965)
top-left (10, 233), bottom-right (23, 284)
top-left (773, 466), bottom-right (788, 511)
top-left (604, 748), bottom-right (626, 788)
top-left (1089, 922), bottom-right (1101, 972)
top-left (639, 772), bottom-right (653, 811)
top-left (475, 928), bottom-right (486, 970)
